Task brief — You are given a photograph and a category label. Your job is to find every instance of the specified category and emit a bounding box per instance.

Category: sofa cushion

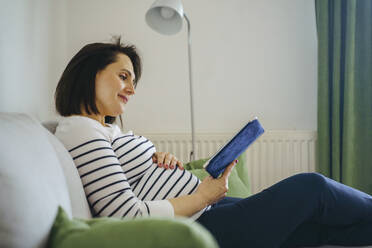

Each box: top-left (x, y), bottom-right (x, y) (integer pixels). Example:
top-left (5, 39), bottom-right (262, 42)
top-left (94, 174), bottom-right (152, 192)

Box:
top-left (43, 121), bottom-right (92, 219)
top-left (185, 153), bottom-right (251, 198)
top-left (48, 206), bottom-right (218, 248)
top-left (0, 113), bottom-right (72, 248)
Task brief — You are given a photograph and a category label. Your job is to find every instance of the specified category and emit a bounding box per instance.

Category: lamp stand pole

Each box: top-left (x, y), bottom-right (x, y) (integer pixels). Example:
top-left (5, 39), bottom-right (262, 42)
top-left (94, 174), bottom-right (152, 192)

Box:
top-left (184, 14), bottom-right (196, 163)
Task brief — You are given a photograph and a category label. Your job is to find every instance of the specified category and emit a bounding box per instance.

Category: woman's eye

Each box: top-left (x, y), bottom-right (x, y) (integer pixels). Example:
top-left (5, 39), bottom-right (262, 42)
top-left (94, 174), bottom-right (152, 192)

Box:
top-left (119, 74), bottom-right (127, 81)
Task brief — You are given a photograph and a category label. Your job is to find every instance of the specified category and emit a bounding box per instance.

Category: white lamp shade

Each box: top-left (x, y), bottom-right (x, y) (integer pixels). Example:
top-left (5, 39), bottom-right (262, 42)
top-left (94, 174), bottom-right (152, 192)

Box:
top-left (145, 0), bottom-right (184, 35)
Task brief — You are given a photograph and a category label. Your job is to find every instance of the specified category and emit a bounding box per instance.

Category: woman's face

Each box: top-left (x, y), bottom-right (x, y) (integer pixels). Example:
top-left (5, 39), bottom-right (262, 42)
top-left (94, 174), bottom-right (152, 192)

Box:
top-left (94, 53), bottom-right (135, 117)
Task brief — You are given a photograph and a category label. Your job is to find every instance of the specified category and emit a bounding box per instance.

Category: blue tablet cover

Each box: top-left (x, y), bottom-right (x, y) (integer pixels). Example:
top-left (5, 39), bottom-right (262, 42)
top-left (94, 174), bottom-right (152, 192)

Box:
top-left (204, 118), bottom-right (264, 178)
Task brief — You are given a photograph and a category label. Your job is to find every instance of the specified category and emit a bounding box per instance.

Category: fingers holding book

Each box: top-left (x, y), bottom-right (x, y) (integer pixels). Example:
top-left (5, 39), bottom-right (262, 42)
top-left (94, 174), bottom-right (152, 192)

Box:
top-left (195, 159), bottom-right (238, 205)
top-left (221, 159), bottom-right (238, 180)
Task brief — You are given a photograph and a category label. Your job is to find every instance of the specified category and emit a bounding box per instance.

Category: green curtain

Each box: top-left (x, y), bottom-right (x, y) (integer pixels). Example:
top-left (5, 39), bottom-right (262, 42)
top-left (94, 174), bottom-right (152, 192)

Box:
top-left (316, 0), bottom-right (372, 194)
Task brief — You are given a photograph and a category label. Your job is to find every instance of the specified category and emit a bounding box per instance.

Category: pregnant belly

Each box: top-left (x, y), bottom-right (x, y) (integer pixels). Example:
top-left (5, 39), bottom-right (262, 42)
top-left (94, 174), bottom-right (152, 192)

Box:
top-left (132, 164), bottom-right (201, 201)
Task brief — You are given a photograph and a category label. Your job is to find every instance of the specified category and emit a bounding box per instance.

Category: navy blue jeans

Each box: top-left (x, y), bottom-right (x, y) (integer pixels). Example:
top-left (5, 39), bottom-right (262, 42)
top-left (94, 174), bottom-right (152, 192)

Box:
top-left (196, 173), bottom-right (372, 248)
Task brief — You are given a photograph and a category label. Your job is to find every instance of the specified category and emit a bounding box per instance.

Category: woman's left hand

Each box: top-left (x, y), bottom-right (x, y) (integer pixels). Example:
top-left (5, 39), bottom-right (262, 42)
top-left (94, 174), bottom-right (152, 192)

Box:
top-left (152, 152), bottom-right (184, 170)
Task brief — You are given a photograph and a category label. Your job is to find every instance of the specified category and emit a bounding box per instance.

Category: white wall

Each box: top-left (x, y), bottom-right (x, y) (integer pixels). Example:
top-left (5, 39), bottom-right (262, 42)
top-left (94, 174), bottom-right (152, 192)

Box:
top-left (0, 0), bottom-right (317, 133)
top-left (0, 0), bottom-right (67, 121)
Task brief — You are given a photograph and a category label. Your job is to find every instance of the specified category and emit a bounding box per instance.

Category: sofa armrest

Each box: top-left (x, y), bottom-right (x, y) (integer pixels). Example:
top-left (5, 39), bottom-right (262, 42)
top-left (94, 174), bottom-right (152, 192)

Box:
top-left (48, 207), bottom-right (218, 248)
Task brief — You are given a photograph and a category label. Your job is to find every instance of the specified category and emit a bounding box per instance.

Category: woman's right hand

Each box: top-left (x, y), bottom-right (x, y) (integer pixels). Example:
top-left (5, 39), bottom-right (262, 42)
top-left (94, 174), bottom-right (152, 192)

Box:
top-left (195, 160), bottom-right (238, 206)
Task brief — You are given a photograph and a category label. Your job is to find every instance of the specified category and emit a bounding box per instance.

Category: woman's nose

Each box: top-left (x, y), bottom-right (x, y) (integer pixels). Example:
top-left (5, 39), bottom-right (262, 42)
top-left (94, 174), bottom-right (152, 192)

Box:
top-left (125, 81), bottom-right (135, 95)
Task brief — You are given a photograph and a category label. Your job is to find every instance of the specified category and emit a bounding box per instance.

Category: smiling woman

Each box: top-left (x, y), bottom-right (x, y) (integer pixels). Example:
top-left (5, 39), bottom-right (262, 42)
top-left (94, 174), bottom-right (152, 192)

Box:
top-left (54, 36), bottom-right (212, 222)
top-left (88, 53), bottom-right (135, 126)
top-left (54, 37), bottom-right (141, 127)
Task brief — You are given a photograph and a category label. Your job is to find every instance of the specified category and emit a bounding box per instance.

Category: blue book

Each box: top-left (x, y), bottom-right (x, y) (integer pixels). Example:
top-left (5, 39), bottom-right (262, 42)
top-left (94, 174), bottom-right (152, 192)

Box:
top-left (203, 117), bottom-right (264, 178)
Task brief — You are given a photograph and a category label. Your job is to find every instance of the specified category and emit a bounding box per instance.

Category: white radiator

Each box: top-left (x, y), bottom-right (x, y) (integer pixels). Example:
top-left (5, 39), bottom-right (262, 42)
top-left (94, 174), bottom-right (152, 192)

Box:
top-left (143, 131), bottom-right (317, 194)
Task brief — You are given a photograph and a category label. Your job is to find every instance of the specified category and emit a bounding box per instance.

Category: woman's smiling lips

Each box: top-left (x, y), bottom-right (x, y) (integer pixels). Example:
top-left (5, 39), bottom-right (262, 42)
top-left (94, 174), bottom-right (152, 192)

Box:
top-left (118, 94), bottom-right (128, 103)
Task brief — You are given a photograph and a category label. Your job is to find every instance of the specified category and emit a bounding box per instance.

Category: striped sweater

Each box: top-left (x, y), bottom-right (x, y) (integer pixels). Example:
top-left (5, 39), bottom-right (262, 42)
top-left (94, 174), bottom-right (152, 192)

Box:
top-left (55, 115), bottom-right (209, 220)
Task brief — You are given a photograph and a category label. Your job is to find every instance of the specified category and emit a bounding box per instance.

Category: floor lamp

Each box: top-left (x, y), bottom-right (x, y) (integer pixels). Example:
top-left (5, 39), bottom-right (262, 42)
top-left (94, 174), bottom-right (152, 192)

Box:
top-left (146, 0), bottom-right (196, 162)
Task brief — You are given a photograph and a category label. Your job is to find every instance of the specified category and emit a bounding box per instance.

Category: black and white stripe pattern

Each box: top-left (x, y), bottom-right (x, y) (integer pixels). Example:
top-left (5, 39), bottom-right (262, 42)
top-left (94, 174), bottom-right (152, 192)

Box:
top-left (55, 116), bottom-right (208, 220)
top-left (69, 138), bottom-right (146, 218)
top-left (111, 133), bottom-right (155, 184)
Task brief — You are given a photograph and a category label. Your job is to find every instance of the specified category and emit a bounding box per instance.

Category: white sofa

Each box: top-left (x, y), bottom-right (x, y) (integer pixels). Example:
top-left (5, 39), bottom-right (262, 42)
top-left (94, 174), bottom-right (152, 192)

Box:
top-left (0, 113), bottom-right (92, 247)
top-left (0, 112), bottom-right (371, 248)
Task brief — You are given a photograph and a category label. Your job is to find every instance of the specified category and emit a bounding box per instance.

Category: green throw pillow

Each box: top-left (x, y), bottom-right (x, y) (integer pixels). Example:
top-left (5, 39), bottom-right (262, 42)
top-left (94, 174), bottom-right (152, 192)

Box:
top-left (48, 207), bottom-right (218, 248)
top-left (184, 153), bottom-right (251, 198)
